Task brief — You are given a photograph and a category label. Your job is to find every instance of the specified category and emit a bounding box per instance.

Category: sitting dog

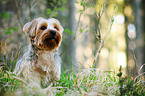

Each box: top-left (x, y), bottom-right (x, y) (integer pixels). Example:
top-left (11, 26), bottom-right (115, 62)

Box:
top-left (14, 17), bottom-right (63, 87)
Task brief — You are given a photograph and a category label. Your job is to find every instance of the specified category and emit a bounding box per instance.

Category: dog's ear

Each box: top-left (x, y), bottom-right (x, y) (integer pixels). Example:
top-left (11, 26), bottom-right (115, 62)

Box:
top-left (59, 25), bottom-right (64, 33)
top-left (55, 19), bottom-right (64, 33)
top-left (23, 20), bottom-right (38, 38)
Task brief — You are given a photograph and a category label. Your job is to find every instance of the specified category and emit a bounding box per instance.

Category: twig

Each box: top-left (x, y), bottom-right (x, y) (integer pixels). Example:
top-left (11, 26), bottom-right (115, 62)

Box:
top-left (93, 18), bottom-right (114, 67)
top-left (92, 0), bottom-right (109, 67)
top-left (100, 0), bottom-right (108, 19)
top-left (94, 0), bottom-right (108, 38)
top-left (49, 6), bottom-right (57, 18)
top-left (131, 49), bottom-right (139, 71)
top-left (138, 64), bottom-right (145, 74)
top-left (13, 76), bottom-right (28, 84)
top-left (14, 0), bottom-right (23, 33)
top-left (49, 1), bottom-right (62, 18)
top-left (134, 72), bottom-right (145, 82)
top-left (73, 12), bottom-right (83, 40)
top-left (29, 0), bottom-right (32, 20)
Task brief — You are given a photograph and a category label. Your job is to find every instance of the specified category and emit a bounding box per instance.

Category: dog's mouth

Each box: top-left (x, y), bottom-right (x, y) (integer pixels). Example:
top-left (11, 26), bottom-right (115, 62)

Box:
top-left (41, 32), bottom-right (61, 51)
top-left (43, 37), bottom-right (58, 47)
top-left (48, 35), bottom-right (56, 40)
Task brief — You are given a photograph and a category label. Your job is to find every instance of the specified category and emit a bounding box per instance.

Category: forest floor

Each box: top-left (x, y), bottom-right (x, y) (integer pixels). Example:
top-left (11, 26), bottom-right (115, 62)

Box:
top-left (0, 64), bottom-right (144, 96)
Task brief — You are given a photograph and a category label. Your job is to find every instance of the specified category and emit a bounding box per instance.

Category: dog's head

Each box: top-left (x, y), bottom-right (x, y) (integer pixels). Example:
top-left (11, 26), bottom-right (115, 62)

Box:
top-left (23, 17), bottom-right (63, 51)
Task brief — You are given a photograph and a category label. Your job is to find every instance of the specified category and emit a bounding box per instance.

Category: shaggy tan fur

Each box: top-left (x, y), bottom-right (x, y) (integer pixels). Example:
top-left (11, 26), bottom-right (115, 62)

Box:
top-left (14, 17), bottom-right (63, 87)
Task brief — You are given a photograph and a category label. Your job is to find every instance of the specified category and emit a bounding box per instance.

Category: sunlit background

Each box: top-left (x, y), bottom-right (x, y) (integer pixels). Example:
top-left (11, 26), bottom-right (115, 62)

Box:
top-left (74, 0), bottom-right (140, 75)
top-left (75, 0), bottom-right (125, 71)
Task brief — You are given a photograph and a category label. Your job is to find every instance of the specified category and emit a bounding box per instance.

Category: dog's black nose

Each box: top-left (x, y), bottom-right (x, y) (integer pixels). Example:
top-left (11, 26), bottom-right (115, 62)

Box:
top-left (50, 30), bottom-right (56, 36)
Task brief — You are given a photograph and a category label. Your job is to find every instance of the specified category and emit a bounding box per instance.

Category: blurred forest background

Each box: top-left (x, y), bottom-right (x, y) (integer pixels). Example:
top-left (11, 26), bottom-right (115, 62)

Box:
top-left (0, 0), bottom-right (145, 78)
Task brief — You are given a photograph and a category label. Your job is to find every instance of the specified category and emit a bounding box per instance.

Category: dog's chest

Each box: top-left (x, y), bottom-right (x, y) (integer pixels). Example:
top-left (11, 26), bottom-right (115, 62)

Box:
top-left (33, 52), bottom-right (60, 82)
top-left (34, 52), bottom-right (55, 72)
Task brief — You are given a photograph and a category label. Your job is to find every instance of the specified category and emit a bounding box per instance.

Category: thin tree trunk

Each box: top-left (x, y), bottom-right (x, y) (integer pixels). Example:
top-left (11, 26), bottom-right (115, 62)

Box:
top-left (134, 0), bottom-right (144, 74)
top-left (62, 0), bottom-right (76, 70)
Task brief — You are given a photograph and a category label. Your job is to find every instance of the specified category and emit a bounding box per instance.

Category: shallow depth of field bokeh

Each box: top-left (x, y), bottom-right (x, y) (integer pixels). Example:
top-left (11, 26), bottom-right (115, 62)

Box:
top-left (0, 0), bottom-right (144, 95)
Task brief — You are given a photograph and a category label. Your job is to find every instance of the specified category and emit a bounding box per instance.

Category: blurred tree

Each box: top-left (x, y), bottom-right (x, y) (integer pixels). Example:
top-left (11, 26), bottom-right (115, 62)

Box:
top-left (133, 0), bottom-right (145, 74)
top-left (125, 0), bottom-right (145, 76)
top-left (61, 0), bottom-right (76, 70)
top-left (124, 0), bottom-right (136, 76)
top-left (143, 0), bottom-right (145, 72)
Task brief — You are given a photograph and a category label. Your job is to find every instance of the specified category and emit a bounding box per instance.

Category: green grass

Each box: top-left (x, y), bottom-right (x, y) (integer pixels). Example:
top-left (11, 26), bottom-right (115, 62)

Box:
top-left (0, 64), bottom-right (19, 96)
top-left (0, 65), bottom-right (144, 96)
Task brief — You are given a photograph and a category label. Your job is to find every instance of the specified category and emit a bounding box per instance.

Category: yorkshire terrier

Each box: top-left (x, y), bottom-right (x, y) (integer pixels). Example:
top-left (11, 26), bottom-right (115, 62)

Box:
top-left (14, 17), bottom-right (63, 87)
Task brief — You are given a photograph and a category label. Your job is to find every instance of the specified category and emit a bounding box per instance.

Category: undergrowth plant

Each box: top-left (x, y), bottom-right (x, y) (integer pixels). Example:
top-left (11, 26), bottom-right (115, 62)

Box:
top-left (0, 65), bottom-right (19, 95)
top-left (0, 40), bottom-right (21, 95)
top-left (117, 66), bottom-right (145, 96)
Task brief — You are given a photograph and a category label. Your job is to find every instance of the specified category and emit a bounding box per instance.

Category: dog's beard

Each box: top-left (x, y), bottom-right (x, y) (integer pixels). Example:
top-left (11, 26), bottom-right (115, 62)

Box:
top-left (36, 32), bottom-right (61, 51)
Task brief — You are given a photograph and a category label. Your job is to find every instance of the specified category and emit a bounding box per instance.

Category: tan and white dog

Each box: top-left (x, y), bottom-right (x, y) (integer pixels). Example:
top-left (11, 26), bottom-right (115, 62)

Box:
top-left (14, 17), bottom-right (63, 87)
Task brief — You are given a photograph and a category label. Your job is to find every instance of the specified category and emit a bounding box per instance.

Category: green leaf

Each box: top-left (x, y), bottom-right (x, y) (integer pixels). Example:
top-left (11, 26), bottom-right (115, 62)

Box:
top-left (46, 8), bottom-right (52, 13)
top-left (50, 2), bottom-right (54, 6)
top-left (12, 27), bottom-right (18, 31)
top-left (89, 28), bottom-right (92, 32)
top-left (54, 0), bottom-right (57, 3)
top-left (80, 2), bottom-right (83, 6)
top-left (84, 3), bottom-right (88, 7)
top-left (65, 29), bottom-right (70, 33)
top-left (54, 7), bottom-right (58, 10)
top-left (58, 7), bottom-right (65, 11)
top-left (53, 12), bottom-right (58, 17)
top-left (63, 0), bottom-right (66, 3)
top-left (9, 38), bottom-right (13, 42)
top-left (75, 1), bottom-right (79, 4)
top-left (111, 17), bottom-right (114, 23)
top-left (0, 13), bottom-right (10, 19)
top-left (46, 9), bottom-right (52, 16)
top-left (42, 11), bottom-right (46, 18)
top-left (69, 31), bottom-right (73, 35)
top-left (4, 13), bottom-right (10, 19)
top-left (64, 29), bottom-right (73, 35)
top-left (5, 29), bottom-right (12, 34)
top-left (79, 9), bottom-right (84, 12)
top-left (4, 27), bottom-right (18, 34)
top-left (80, 29), bottom-right (83, 33)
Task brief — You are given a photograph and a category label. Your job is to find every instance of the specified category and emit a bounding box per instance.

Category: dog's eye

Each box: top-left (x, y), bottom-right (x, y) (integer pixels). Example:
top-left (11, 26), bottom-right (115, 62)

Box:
top-left (54, 26), bottom-right (59, 30)
top-left (40, 26), bottom-right (47, 30)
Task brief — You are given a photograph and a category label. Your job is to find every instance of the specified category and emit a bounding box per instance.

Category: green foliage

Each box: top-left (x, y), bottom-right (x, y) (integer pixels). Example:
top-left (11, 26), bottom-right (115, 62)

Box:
top-left (72, 69), bottom-right (119, 95)
top-left (0, 12), bottom-right (10, 19)
top-left (117, 66), bottom-right (145, 96)
top-left (4, 27), bottom-right (19, 34)
top-left (0, 64), bottom-right (144, 95)
top-left (79, 29), bottom-right (83, 33)
top-left (55, 72), bottom-right (76, 95)
top-left (0, 65), bottom-right (20, 95)
top-left (42, 0), bottom-right (66, 18)
top-left (0, 40), bottom-right (21, 72)
top-left (64, 29), bottom-right (73, 35)
top-left (76, 0), bottom-right (94, 13)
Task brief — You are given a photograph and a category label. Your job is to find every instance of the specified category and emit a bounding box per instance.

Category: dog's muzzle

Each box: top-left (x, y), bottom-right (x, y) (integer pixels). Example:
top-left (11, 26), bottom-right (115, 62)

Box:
top-left (38, 30), bottom-right (61, 51)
